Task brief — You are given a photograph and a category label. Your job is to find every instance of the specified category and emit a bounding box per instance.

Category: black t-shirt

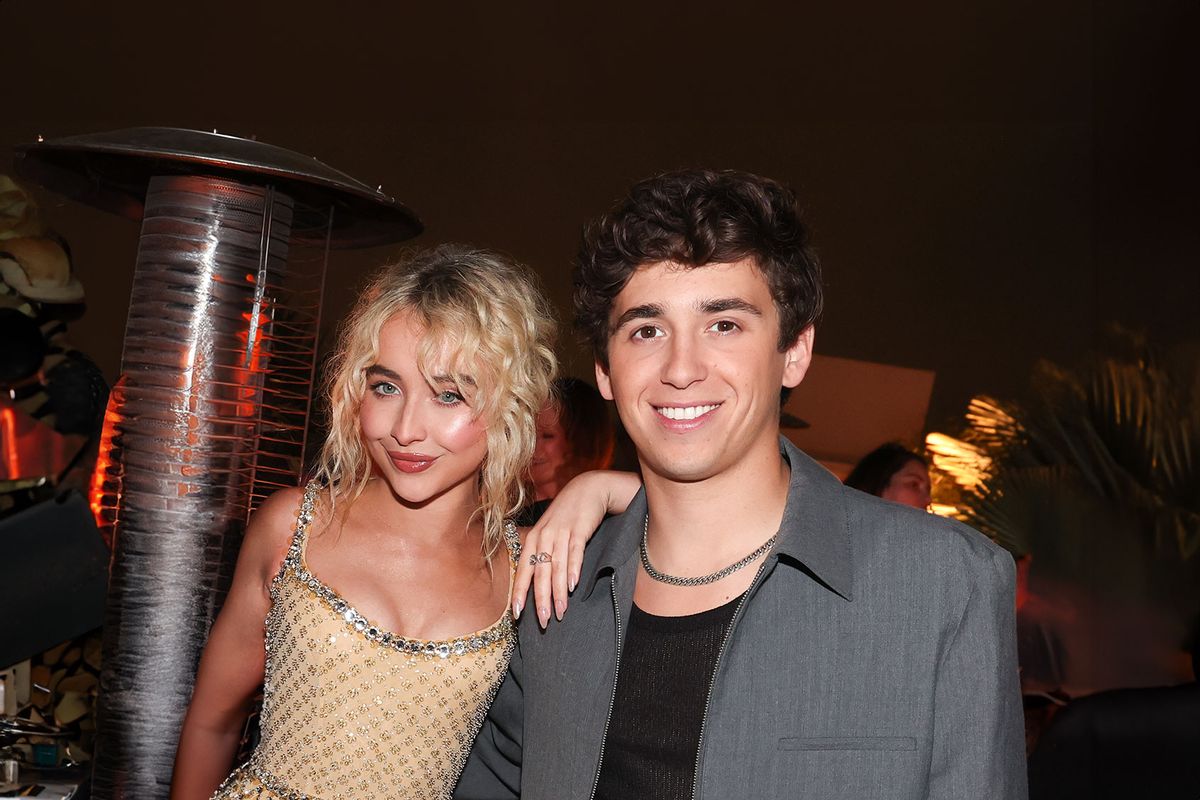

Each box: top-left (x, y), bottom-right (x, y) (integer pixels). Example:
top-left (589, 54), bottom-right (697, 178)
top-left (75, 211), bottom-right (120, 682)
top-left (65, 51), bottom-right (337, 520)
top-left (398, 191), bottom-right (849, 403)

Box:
top-left (594, 594), bottom-right (742, 800)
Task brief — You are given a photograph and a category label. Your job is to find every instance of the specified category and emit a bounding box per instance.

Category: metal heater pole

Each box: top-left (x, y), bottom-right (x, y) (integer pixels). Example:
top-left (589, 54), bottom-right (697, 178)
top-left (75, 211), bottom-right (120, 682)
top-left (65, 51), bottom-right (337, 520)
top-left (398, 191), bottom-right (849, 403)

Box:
top-left (90, 176), bottom-right (294, 796)
top-left (14, 127), bottom-right (423, 799)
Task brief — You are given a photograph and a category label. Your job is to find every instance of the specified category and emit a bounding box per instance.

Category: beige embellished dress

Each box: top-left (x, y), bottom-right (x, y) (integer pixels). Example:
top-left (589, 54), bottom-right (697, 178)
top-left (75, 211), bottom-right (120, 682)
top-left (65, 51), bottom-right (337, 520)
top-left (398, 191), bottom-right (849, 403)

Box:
top-left (213, 483), bottom-right (520, 800)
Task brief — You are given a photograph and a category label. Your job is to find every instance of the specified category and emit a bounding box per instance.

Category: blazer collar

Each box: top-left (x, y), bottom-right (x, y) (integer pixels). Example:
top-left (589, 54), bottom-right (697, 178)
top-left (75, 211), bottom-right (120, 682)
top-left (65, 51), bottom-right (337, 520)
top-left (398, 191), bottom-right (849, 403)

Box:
top-left (583, 437), bottom-right (854, 601)
top-left (582, 489), bottom-right (647, 600)
top-left (774, 437), bottom-right (854, 600)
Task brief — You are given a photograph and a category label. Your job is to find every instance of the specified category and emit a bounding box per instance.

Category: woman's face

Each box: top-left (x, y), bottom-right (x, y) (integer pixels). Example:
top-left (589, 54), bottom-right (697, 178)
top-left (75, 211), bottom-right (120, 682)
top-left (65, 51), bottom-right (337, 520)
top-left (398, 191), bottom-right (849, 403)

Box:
top-left (880, 459), bottom-right (932, 510)
top-left (358, 312), bottom-right (488, 507)
top-left (530, 405), bottom-right (569, 500)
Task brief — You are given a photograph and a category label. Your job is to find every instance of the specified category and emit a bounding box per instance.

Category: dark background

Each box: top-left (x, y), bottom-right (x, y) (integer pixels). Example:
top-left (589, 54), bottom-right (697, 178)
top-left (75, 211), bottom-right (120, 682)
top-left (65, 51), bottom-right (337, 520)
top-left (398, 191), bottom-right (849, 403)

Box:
top-left (2, 0), bottom-right (1196, 432)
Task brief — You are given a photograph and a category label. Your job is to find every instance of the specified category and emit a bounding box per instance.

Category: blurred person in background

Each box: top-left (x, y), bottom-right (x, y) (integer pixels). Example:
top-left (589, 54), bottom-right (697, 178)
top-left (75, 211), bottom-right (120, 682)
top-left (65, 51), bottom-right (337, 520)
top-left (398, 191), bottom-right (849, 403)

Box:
top-left (844, 441), bottom-right (932, 510)
top-left (530, 377), bottom-right (616, 502)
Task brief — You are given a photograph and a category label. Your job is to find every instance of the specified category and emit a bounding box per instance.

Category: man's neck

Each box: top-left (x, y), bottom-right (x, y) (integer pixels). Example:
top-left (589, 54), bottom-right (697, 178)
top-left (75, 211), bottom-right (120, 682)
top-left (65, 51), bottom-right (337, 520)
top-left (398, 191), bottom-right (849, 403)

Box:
top-left (630, 435), bottom-right (791, 616)
top-left (639, 435), bottom-right (792, 573)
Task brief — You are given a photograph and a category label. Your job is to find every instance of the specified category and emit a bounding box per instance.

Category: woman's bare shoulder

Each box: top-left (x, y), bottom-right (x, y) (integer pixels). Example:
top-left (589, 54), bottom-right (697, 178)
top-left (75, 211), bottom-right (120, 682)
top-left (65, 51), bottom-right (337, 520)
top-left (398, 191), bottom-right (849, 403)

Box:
top-left (253, 485), bottom-right (310, 534)
top-left (240, 486), bottom-right (313, 579)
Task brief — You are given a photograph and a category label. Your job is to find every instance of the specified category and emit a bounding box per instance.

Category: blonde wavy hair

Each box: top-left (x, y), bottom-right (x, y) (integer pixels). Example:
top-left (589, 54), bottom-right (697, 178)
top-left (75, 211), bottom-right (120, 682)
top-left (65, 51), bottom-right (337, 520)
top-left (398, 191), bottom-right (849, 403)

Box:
top-left (314, 245), bottom-right (557, 561)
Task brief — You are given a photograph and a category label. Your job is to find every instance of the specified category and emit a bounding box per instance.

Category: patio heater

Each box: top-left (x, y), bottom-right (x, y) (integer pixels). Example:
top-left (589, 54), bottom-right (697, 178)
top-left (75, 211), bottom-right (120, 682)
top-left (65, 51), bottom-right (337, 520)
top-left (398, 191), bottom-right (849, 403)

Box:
top-left (13, 127), bottom-right (421, 798)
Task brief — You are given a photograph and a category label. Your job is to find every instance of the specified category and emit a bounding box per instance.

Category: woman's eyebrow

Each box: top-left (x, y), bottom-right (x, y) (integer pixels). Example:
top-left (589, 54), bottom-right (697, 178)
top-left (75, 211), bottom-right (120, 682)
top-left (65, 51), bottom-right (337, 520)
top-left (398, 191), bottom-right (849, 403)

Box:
top-left (431, 373), bottom-right (476, 388)
top-left (365, 364), bottom-right (402, 381)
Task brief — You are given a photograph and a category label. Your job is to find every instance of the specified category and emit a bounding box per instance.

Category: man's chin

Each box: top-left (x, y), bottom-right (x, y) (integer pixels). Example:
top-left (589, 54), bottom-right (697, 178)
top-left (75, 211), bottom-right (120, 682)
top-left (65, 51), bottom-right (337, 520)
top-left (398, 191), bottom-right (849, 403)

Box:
top-left (640, 457), bottom-right (721, 485)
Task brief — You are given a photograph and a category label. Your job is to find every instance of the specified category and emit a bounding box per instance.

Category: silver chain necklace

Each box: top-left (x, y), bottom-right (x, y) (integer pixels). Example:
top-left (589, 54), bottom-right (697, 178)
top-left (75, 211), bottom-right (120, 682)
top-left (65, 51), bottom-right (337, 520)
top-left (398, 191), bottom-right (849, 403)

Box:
top-left (639, 514), bottom-right (777, 587)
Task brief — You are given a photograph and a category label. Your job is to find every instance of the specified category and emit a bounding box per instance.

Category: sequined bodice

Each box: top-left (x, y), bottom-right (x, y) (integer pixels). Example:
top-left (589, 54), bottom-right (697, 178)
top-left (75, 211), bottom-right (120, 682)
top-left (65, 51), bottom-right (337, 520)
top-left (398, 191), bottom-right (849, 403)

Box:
top-left (214, 483), bottom-right (519, 800)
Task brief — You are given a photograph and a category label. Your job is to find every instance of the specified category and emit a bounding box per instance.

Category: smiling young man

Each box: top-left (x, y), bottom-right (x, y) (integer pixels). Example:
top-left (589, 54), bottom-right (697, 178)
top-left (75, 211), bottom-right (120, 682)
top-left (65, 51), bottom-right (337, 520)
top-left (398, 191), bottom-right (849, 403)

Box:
top-left (456, 169), bottom-right (1027, 800)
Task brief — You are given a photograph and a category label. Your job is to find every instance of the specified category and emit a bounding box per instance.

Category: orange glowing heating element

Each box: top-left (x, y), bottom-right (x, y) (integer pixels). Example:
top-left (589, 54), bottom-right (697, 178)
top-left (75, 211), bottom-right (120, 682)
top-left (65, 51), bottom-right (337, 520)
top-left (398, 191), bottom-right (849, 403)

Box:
top-left (89, 386), bottom-right (125, 538)
top-left (0, 407), bottom-right (19, 477)
top-left (233, 307), bottom-right (271, 418)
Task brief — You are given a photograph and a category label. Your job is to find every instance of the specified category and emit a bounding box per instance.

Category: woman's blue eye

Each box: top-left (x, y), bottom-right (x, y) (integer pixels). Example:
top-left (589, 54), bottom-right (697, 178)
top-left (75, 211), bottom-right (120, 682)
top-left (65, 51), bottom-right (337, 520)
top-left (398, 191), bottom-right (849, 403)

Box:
top-left (436, 390), bottom-right (465, 405)
top-left (370, 381), bottom-right (399, 396)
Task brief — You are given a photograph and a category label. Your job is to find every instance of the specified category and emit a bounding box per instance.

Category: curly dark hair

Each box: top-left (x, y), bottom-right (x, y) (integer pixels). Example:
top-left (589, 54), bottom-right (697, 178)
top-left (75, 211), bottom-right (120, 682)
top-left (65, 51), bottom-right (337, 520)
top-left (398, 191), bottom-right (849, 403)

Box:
top-left (574, 168), bottom-right (823, 365)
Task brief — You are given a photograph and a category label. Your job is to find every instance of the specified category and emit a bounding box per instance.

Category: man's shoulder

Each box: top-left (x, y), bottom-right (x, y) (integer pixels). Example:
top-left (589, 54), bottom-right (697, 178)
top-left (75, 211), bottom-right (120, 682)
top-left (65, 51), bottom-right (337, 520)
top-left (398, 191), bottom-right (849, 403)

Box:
top-left (839, 486), bottom-right (1014, 587)
top-left (576, 504), bottom-right (641, 585)
top-left (844, 484), bottom-right (998, 546)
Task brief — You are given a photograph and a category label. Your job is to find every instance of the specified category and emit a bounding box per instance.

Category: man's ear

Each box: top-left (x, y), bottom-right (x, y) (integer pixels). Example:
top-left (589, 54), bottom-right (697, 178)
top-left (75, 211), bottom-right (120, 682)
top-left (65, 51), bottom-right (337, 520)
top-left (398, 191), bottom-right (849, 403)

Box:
top-left (781, 326), bottom-right (815, 389)
top-left (594, 359), bottom-right (614, 400)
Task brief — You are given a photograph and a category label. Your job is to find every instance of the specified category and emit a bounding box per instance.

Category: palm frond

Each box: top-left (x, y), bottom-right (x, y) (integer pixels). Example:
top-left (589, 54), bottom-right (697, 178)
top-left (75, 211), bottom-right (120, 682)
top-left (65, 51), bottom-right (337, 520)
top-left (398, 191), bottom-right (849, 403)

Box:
top-left (927, 336), bottom-right (1200, 624)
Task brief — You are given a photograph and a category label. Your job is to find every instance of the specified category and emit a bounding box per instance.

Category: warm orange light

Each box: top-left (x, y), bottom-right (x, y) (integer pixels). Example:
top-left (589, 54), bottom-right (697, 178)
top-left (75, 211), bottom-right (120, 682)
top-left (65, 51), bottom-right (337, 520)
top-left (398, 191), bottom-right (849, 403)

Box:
top-left (0, 407), bottom-right (19, 477)
top-left (233, 309), bottom-right (271, 418)
top-left (925, 432), bottom-right (992, 491)
top-left (89, 385), bottom-right (125, 543)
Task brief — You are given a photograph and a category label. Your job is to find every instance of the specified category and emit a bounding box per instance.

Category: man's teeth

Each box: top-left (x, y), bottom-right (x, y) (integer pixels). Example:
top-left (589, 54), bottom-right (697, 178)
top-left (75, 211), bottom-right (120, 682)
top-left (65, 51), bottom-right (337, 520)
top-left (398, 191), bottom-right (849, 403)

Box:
top-left (657, 404), bottom-right (719, 420)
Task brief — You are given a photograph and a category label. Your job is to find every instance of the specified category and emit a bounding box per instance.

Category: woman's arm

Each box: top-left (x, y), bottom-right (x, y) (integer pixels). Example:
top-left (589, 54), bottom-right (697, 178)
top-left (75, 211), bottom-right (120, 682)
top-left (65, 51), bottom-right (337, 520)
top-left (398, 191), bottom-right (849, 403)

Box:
top-left (169, 489), bottom-right (302, 800)
top-left (514, 470), bottom-right (641, 628)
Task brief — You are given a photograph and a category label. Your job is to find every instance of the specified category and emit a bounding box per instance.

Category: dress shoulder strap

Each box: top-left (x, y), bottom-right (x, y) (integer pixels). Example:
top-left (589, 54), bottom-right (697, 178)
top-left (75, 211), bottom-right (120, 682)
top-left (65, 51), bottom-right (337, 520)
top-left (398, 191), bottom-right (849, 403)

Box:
top-left (502, 520), bottom-right (521, 569)
top-left (274, 481), bottom-right (321, 583)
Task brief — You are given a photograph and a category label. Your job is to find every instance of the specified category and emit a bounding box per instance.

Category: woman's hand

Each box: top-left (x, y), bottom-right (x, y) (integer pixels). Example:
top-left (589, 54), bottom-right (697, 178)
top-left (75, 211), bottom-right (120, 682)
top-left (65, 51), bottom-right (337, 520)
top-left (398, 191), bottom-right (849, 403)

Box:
top-left (514, 470), bottom-right (641, 629)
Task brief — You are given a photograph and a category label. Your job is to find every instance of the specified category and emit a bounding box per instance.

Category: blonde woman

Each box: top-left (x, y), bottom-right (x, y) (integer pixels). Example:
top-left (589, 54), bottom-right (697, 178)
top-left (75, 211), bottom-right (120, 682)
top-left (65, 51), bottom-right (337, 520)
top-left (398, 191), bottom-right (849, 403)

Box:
top-left (170, 246), bottom-right (637, 800)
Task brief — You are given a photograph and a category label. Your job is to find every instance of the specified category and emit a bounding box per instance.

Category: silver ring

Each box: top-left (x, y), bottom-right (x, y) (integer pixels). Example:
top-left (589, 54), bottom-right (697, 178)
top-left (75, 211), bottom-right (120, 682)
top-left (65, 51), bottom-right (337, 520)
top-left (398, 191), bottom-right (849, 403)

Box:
top-left (529, 552), bottom-right (552, 566)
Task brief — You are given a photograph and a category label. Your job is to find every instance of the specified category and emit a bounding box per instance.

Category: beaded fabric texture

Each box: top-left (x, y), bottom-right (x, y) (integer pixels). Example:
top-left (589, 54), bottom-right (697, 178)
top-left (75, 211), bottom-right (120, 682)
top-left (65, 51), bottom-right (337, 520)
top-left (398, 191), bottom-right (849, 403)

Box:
top-left (212, 482), bottom-right (520, 800)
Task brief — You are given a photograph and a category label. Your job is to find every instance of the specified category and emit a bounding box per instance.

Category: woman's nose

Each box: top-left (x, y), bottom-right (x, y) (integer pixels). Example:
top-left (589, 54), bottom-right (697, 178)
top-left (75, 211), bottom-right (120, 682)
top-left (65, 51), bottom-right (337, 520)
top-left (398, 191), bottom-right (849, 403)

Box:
top-left (392, 397), bottom-right (426, 445)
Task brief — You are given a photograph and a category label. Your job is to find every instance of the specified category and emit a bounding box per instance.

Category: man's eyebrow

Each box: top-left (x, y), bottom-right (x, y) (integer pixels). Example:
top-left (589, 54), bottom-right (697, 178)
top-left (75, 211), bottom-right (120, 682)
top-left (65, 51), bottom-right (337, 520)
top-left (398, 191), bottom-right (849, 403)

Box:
top-left (698, 297), bottom-right (764, 316)
top-left (612, 303), bottom-right (665, 331)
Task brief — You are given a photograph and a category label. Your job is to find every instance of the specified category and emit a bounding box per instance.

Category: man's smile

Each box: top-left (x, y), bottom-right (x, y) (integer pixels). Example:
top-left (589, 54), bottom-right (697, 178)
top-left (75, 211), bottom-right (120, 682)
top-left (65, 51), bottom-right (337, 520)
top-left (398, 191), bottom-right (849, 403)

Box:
top-left (653, 403), bottom-right (722, 421)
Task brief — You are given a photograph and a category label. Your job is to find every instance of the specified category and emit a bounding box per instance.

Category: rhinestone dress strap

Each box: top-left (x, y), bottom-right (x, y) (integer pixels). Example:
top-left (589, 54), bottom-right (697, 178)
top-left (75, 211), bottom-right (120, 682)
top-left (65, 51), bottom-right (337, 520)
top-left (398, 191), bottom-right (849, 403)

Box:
top-left (503, 518), bottom-right (522, 567)
top-left (270, 481), bottom-right (321, 588)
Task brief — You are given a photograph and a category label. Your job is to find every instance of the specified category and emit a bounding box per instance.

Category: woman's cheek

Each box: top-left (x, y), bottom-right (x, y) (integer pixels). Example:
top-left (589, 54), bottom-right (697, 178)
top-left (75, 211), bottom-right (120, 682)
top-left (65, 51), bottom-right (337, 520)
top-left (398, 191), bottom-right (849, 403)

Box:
top-left (358, 396), bottom-right (391, 439)
top-left (441, 410), bottom-right (488, 451)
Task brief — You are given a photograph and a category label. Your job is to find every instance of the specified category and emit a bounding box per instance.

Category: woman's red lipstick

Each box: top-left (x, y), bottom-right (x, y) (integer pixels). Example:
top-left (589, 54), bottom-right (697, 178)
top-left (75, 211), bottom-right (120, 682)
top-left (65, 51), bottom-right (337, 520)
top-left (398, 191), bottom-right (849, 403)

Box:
top-left (387, 452), bottom-right (438, 473)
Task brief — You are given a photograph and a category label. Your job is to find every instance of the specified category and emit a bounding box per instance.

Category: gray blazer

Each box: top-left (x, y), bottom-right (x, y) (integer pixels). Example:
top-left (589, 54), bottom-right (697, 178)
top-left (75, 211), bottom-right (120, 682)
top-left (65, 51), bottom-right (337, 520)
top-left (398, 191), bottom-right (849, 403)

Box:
top-left (456, 439), bottom-right (1028, 799)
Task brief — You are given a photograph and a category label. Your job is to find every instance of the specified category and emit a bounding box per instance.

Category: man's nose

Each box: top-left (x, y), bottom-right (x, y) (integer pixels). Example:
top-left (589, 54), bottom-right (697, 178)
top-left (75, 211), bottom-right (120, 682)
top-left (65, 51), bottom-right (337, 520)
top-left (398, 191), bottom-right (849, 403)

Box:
top-left (660, 334), bottom-right (706, 389)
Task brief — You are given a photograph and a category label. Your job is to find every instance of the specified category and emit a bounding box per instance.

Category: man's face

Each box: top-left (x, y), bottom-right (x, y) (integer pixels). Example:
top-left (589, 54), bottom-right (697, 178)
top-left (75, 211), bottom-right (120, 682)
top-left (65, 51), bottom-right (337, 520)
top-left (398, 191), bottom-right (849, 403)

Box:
top-left (595, 259), bottom-right (812, 484)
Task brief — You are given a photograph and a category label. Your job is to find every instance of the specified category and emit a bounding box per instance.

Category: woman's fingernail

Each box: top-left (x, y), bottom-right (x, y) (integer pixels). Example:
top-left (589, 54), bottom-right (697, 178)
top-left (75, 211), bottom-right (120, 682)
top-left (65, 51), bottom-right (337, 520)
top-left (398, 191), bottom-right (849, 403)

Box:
top-left (512, 599), bottom-right (522, 619)
top-left (538, 607), bottom-right (550, 627)
top-left (555, 599), bottom-right (566, 621)
top-left (569, 574), bottom-right (578, 593)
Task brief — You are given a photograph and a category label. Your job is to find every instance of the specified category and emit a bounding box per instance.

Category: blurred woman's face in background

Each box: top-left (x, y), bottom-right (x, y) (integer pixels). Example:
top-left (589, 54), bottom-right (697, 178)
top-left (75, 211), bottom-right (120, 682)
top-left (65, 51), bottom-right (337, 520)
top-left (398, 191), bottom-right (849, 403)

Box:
top-left (880, 459), bottom-right (932, 510)
top-left (531, 406), bottom-right (569, 501)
